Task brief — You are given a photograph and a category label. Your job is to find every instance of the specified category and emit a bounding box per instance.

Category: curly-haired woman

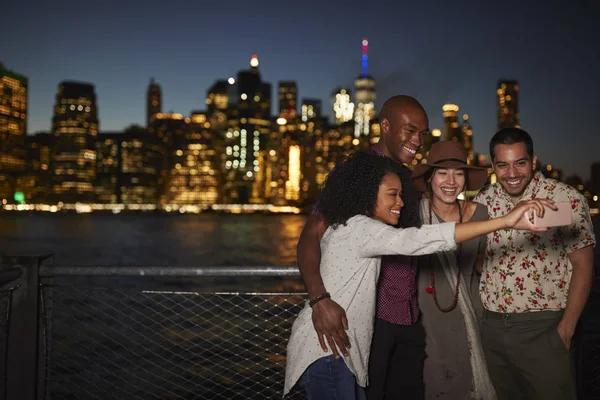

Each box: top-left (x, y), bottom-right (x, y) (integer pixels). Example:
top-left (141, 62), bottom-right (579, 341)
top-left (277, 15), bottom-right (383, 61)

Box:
top-left (283, 151), bottom-right (554, 400)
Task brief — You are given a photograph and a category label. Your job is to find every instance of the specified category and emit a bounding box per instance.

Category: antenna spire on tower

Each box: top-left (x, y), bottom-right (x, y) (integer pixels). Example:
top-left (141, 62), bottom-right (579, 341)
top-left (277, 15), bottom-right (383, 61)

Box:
top-left (361, 38), bottom-right (368, 77)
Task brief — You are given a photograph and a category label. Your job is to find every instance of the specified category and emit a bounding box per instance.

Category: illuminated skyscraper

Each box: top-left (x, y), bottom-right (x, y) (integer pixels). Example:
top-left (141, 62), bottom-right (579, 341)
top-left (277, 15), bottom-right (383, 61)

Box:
top-left (270, 121), bottom-right (303, 204)
top-left (442, 103), bottom-right (461, 142)
top-left (95, 132), bottom-right (122, 203)
top-left (353, 38), bottom-right (376, 137)
top-left (96, 127), bottom-right (165, 205)
top-left (148, 112), bottom-right (188, 203)
top-left (206, 79), bottom-right (229, 112)
top-left (205, 80), bottom-right (229, 139)
top-left (167, 111), bottom-right (221, 206)
top-left (416, 128), bottom-right (442, 167)
top-left (51, 81), bottom-right (99, 202)
top-left (461, 114), bottom-right (475, 165)
top-left (235, 55), bottom-right (271, 121)
top-left (588, 162), bottom-right (600, 195)
top-left (497, 80), bottom-right (520, 130)
top-left (301, 98), bottom-right (322, 122)
top-left (22, 132), bottom-right (53, 203)
top-left (301, 112), bottom-right (325, 202)
top-left (148, 112), bottom-right (186, 146)
top-left (120, 126), bottom-right (164, 204)
top-left (0, 62), bottom-right (28, 201)
top-left (267, 113), bottom-right (324, 205)
top-left (314, 122), bottom-right (355, 185)
top-left (222, 54), bottom-right (272, 203)
top-left (332, 88), bottom-right (354, 125)
top-left (146, 78), bottom-right (162, 128)
top-left (278, 81), bottom-right (297, 119)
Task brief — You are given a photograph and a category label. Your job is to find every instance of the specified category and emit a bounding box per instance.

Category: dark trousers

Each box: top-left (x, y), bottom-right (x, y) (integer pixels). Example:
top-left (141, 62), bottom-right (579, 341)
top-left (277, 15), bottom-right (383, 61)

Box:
top-left (366, 318), bottom-right (426, 400)
top-left (481, 310), bottom-right (576, 400)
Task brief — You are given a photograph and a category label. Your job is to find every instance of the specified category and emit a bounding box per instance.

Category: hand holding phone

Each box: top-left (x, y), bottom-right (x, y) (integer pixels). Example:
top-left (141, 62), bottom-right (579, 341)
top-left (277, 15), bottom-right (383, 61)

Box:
top-left (532, 202), bottom-right (572, 228)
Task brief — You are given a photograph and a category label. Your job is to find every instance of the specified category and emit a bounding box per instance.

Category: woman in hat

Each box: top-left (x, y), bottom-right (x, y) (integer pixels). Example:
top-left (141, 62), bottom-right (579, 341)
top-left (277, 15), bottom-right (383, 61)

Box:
top-left (412, 141), bottom-right (497, 399)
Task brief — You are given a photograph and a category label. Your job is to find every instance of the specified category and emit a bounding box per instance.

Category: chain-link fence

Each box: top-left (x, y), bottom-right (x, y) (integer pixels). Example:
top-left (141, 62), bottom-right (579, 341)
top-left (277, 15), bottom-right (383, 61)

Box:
top-left (0, 261), bottom-right (596, 400)
top-left (40, 272), bottom-right (307, 400)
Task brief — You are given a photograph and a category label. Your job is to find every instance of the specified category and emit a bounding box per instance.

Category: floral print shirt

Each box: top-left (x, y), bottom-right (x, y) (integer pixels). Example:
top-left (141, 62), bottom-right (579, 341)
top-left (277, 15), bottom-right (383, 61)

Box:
top-left (473, 172), bottom-right (595, 313)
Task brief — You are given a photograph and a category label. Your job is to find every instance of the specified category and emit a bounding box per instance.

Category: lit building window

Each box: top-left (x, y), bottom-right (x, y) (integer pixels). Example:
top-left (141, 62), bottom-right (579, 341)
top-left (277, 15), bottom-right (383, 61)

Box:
top-left (285, 145), bottom-right (301, 201)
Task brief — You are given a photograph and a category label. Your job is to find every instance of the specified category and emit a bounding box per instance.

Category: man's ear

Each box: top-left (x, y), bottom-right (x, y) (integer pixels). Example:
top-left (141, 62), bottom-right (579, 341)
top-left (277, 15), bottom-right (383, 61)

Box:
top-left (380, 118), bottom-right (390, 135)
top-left (532, 154), bottom-right (537, 171)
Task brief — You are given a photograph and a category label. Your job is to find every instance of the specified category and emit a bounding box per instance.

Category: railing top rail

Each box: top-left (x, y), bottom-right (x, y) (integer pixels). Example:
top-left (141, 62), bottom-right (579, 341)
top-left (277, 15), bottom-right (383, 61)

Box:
top-left (39, 265), bottom-right (301, 277)
top-left (0, 267), bottom-right (23, 285)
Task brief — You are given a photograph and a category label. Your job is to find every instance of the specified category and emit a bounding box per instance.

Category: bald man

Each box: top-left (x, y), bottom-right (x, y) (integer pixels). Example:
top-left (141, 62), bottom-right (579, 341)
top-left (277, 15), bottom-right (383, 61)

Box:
top-left (296, 95), bottom-right (430, 399)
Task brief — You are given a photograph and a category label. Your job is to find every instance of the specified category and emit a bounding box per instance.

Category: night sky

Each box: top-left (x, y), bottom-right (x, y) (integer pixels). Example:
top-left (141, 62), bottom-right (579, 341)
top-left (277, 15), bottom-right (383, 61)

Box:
top-left (2, 0), bottom-right (599, 179)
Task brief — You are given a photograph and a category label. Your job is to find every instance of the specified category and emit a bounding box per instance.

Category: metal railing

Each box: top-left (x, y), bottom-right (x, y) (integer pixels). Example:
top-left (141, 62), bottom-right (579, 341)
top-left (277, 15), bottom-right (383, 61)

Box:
top-left (2, 258), bottom-right (308, 399)
top-left (0, 255), bottom-right (598, 399)
top-left (41, 280), bottom-right (306, 399)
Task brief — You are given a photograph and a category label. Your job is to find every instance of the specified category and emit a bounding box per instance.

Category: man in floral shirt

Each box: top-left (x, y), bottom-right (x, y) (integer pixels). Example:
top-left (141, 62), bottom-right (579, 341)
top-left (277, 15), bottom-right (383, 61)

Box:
top-left (474, 127), bottom-right (595, 400)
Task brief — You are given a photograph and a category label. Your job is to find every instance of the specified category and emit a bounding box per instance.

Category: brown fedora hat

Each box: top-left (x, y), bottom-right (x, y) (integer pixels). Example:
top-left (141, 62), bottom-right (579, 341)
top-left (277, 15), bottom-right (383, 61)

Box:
top-left (412, 141), bottom-right (488, 193)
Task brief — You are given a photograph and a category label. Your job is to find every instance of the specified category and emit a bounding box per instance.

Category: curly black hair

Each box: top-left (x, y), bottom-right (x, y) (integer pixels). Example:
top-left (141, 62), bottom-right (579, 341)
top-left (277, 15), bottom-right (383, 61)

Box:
top-left (317, 151), bottom-right (399, 229)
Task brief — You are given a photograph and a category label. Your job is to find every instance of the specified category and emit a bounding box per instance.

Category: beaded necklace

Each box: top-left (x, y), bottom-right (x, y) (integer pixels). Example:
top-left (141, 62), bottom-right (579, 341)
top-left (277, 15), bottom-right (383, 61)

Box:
top-left (425, 199), bottom-right (463, 312)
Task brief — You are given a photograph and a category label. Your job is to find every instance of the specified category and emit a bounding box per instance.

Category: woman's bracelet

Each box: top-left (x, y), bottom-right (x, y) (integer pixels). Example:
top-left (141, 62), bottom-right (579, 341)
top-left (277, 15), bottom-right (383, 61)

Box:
top-left (309, 292), bottom-right (331, 308)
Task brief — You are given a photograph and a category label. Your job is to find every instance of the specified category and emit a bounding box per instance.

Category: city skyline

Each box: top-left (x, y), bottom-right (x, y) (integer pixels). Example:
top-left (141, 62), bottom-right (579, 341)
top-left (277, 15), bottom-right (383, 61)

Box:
top-left (2, 0), bottom-right (599, 179)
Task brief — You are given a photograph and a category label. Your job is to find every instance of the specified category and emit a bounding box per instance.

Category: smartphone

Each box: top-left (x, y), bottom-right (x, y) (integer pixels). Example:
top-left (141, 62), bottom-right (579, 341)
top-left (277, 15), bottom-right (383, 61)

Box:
top-left (533, 202), bottom-right (572, 228)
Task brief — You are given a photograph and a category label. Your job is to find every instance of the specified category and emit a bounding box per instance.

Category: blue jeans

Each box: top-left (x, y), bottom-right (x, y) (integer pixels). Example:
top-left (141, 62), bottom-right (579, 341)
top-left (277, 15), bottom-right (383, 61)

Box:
top-left (300, 355), bottom-right (367, 400)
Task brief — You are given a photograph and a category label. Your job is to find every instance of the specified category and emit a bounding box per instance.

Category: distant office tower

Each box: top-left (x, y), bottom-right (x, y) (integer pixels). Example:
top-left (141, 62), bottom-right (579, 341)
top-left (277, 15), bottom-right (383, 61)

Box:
top-left (206, 79), bottom-right (229, 112)
top-left (301, 98), bottom-right (322, 122)
top-left (354, 38), bottom-right (376, 137)
top-left (269, 115), bottom-right (323, 205)
top-left (26, 132), bottom-right (53, 176)
top-left (146, 78), bottom-right (162, 128)
top-left (95, 126), bottom-right (165, 205)
top-left (417, 128), bottom-right (442, 165)
top-left (589, 162), bottom-right (600, 194)
top-left (0, 62), bottom-right (28, 201)
top-left (272, 122), bottom-right (303, 204)
top-left (278, 81), bottom-right (297, 119)
top-left (497, 80), bottom-right (520, 130)
top-left (120, 126), bottom-right (165, 205)
top-left (147, 112), bottom-right (188, 202)
top-left (222, 54), bottom-right (272, 203)
top-left (22, 132), bottom-right (53, 203)
top-left (332, 88), bottom-right (354, 125)
top-left (314, 122), bottom-right (355, 183)
top-left (168, 111), bottom-right (221, 206)
top-left (95, 131), bottom-right (122, 204)
top-left (51, 81), bottom-right (99, 202)
top-left (443, 104), bottom-right (462, 142)
top-left (205, 79), bottom-right (229, 134)
top-left (461, 113), bottom-right (475, 165)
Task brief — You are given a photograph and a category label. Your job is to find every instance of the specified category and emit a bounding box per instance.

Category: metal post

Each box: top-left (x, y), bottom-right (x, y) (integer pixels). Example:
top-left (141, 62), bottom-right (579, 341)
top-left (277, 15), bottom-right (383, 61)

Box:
top-left (0, 265), bottom-right (22, 400)
top-left (2, 255), bottom-right (49, 400)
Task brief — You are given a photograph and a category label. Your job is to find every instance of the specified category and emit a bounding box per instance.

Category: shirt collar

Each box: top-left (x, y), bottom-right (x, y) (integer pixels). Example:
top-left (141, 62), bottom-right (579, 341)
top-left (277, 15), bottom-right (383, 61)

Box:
top-left (370, 144), bottom-right (386, 157)
top-left (369, 145), bottom-right (409, 171)
top-left (494, 171), bottom-right (545, 203)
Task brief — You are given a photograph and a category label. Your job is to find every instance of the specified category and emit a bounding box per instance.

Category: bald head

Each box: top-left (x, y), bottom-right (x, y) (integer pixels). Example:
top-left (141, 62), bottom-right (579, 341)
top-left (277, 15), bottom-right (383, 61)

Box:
top-left (380, 95), bottom-right (427, 124)
top-left (377, 95), bottom-right (429, 164)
